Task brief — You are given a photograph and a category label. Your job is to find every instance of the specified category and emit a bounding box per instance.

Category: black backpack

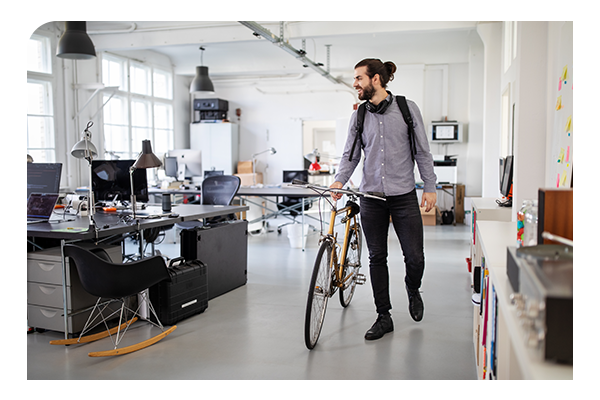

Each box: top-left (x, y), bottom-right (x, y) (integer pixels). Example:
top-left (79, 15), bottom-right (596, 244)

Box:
top-left (348, 95), bottom-right (417, 163)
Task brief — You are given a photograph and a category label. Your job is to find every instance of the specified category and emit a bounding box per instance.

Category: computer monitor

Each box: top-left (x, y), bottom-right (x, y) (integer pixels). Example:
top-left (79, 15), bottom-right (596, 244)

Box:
top-left (92, 160), bottom-right (149, 203)
top-left (500, 155), bottom-right (513, 198)
top-left (283, 170), bottom-right (308, 183)
top-left (204, 170), bottom-right (224, 178)
top-left (168, 149), bottom-right (203, 180)
top-left (27, 163), bottom-right (62, 199)
top-left (164, 156), bottom-right (178, 178)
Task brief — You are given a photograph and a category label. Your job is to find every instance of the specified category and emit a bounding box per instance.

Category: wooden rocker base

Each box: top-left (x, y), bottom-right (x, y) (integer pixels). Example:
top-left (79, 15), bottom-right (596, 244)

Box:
top-left (50, 317), bottom-right (139, 346)
top-left (88, 325), bottom-right (177, 357)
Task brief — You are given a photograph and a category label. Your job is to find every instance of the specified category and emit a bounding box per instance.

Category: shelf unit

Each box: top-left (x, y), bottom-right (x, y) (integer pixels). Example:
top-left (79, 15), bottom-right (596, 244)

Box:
top-left (472, 219), bottom-right (572, 379)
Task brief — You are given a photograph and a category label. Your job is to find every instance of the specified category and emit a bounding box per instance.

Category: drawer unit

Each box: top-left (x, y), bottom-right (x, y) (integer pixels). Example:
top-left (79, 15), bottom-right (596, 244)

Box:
top-left (27, 243), bottom-right (122, 334)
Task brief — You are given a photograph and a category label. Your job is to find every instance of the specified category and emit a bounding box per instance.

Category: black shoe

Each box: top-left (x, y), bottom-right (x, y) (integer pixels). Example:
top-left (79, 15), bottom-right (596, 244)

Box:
top-left (406, 286), bottom-right (424, 322)
top-left (364, 313), bottom-right (394, 340)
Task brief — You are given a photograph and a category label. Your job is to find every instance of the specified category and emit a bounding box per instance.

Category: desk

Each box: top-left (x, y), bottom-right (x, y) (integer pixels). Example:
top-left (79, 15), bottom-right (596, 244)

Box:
top-left (150, 185), bottom-right (322, 236)
top-left (27, 204), bottom-right (249, 338)
top-left (416, 183), bottom-right (462, 225)
top-left (236, 185), bottom-right (321, 226)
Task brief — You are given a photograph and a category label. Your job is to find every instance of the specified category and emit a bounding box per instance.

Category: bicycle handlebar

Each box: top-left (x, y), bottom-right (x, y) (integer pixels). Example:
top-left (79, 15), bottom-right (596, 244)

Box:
top-left (291, 179), bottom-right (386, 201)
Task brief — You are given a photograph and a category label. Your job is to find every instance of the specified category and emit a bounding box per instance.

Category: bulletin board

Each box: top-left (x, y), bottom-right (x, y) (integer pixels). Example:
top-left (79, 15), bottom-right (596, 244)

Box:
top-left (552, 22), bottom-right (573, 188)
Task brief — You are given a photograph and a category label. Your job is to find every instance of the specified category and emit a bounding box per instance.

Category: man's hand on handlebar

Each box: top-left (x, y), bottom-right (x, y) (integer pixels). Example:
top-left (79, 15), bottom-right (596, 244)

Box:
top-left (329, 181), bottom-right (344, 201)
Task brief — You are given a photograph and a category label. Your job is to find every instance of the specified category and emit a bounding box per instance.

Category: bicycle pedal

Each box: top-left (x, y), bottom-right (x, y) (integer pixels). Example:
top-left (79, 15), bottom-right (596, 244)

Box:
top-left (355, 273), bottom-right (366, 285)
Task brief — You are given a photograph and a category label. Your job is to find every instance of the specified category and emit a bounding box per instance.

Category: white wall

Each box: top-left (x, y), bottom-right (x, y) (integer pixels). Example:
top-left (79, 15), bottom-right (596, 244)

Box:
top-left (34, 22), bottom-right (486, 197)
top-left (185, 61), bottom-right (483, 190)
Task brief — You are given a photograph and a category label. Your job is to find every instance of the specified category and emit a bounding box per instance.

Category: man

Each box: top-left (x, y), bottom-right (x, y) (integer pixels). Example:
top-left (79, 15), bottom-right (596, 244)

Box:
top-left (331, 58), bottom-right (437, 340)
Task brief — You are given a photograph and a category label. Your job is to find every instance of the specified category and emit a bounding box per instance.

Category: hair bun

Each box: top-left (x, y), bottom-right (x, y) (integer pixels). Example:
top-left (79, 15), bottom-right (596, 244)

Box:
top-left (384, 61), bottom-right (397, 75)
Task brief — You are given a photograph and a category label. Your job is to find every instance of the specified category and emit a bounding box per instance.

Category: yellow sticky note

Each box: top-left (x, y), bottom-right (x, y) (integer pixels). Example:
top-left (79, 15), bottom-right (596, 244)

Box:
top-left (560, 170), bottom-right (567, 186)
top-left (556, 96), bottom-right (562, 110)
top-left (561, 65), bottom-right (568, 81)
top-left (565, 115), bottom-right (572, 132)
top-left (558, 148), bottom-right (565, 163)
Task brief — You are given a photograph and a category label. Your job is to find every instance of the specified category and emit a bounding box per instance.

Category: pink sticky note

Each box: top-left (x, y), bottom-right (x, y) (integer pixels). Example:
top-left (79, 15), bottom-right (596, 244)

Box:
top-left (559, 78), bottom-right (562, 91)
top-left (566, 146), bottom-right (570, 162)
top-left (557, 173), bottom-right (560, 188)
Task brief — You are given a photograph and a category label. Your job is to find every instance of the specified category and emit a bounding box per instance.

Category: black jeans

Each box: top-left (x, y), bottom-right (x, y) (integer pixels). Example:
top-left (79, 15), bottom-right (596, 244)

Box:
top-left (360, 189), bottom-right (425, 315)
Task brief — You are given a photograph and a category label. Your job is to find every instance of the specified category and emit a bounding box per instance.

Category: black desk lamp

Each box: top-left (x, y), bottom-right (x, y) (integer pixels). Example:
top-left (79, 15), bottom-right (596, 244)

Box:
top-left (130, 139), bottom-right (162, 218)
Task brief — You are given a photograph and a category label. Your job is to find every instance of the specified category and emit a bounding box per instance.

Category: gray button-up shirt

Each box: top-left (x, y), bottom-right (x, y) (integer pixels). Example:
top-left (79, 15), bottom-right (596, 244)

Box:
top-left (335, 94), bottom-right (437, 195)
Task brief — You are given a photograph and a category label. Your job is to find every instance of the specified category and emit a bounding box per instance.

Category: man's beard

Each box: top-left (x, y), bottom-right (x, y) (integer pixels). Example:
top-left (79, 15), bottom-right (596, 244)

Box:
top-left (358, 82), bottom-right (376, 101)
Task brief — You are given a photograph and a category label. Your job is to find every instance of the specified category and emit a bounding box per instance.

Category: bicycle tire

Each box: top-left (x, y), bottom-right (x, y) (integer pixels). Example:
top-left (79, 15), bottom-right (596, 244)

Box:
top-left (304, 240), bottom-right (334, 349)
top-left (339, 223), bottom-right (362, 307)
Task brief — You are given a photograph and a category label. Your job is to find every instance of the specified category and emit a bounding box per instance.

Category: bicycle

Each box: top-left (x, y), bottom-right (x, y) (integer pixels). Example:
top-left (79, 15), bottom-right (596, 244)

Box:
top-left (290, 180), bottom-right (385, 349)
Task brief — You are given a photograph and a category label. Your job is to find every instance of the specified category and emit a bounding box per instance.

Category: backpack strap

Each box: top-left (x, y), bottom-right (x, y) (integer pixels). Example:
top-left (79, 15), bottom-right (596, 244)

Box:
top-left (348, 95), bottom-right (416, 163)
top-left (348, 102), bottom-right (366, 162)
top-left (396, 95), bottom-right (417, 162)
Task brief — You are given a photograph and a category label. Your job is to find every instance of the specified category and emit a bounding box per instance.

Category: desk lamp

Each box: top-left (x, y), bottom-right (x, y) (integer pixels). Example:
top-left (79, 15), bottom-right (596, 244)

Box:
top-left (251, 147), bottom-right (276, 186)
top-left (130, 139), bottom-right (162, 218)
top-left (305, 148), bottom-right (321, 172)
top-left (71, 121), bottom-right (98, 218)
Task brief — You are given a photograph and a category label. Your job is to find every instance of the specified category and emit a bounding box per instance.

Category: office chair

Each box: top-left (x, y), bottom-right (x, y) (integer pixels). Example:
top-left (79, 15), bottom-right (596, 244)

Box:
top-left (276, 170), bottom-right (312, 234)
top-left (175, 175), bottom-right (241, 230)
top-left (50, 244), bottom-right (176, 357)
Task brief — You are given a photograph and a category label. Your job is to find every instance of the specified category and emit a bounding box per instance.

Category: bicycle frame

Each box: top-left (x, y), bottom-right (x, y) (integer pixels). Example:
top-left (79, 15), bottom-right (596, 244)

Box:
top-left (323, 199), bottom-right (359, 291)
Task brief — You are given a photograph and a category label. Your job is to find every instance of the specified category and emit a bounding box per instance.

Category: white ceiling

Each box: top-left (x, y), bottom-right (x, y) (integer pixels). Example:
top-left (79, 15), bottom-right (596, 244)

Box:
top-left (86, 21), bottom-right (481, 83)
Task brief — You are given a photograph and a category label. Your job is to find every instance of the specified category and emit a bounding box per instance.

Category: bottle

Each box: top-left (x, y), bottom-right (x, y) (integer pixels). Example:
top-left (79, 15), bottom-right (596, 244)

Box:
top-left (516, 200), bottom-right (533, 247)
top-left (523, 200), bottom-right (538, 247)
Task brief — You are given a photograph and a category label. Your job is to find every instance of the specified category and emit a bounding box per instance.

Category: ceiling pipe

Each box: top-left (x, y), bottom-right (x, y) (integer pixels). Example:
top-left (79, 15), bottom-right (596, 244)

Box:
top-left (238, 21), bottom-right (353, 90)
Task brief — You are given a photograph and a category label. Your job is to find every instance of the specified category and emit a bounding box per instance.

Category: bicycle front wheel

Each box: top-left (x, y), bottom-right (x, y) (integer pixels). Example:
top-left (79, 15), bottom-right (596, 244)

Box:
top-left (340, 223), bottom-right (362, 308)
top-left (304, 240), bottom-right (334, 349)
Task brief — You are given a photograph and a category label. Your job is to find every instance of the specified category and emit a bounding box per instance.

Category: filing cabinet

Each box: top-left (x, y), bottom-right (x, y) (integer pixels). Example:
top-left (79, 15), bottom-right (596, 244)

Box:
top-left (27, 244), bottom-right (122, 334)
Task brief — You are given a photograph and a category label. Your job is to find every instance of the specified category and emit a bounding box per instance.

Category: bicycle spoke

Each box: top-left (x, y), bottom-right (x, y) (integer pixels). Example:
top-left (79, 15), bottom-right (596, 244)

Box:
top-left (305, 240), bottom-right (332, 349)
top-left (340, 224), bottom-right (362, 307)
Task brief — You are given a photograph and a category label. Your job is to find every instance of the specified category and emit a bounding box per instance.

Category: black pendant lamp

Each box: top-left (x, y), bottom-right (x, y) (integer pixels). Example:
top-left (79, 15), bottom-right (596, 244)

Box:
top-left (57, 21), bottom-right (96, 60)
top-left (190, 47), bottom-right (215, 93)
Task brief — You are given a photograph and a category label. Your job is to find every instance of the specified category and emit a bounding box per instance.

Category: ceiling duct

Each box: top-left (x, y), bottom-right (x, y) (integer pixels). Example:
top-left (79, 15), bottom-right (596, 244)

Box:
top-left (238, 21), bottom-right (352, 90)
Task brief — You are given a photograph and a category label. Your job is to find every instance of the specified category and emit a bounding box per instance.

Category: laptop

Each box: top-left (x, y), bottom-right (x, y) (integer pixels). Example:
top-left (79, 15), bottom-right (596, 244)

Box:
top-left (27, 193), bottom-right (59, 224)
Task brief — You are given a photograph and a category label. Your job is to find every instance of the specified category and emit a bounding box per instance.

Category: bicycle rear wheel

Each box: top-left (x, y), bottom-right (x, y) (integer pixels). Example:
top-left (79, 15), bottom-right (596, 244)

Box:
top-left (339, 223), bottom-right (362, 307)
top-left (304, 240), bottom-right (334, 349)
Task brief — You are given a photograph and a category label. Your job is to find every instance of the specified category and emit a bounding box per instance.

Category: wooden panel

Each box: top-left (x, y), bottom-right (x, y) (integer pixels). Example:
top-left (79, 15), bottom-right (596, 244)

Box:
top-left (538, 188), bottom-right (573, 244)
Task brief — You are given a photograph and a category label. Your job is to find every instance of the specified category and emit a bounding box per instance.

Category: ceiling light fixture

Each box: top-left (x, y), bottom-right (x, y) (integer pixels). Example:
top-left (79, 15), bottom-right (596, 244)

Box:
top-left (56, 21), bottom-right (96, 60)
top-left (190, 46), bottom-right (215, 93)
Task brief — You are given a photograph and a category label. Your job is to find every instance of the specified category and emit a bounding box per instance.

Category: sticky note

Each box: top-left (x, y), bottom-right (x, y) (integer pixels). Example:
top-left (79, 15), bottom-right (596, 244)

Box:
top-left (556, 173), bottom-right (560, 188)
top-left (565, 115), bottom-right (572, 132)
top-left (560, 170), bottom-right (567, 186)
top-left (559, 78), bottom-right (562, 91)
top-left (556, 96), bottom-right (562, 110)
top-left (566, 146), bottom-right (570, 163)
top-left (561, 65), bottom-right (568, 81)
top-left (558, 148), bottom-right (565, 163)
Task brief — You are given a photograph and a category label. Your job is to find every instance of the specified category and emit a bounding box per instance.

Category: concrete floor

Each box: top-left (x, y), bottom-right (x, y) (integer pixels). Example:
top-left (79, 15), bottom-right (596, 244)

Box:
top-left (27, 221), bottom-right (477, 380)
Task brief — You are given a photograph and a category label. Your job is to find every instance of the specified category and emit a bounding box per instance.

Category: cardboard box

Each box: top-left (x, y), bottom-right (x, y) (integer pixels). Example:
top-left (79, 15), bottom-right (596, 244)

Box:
top-left (234, 173), bottom-right (262, 186)
top-left (420, 206), bottom-right (439, 226)
top-left (237, 161), bottom-right (254, 174)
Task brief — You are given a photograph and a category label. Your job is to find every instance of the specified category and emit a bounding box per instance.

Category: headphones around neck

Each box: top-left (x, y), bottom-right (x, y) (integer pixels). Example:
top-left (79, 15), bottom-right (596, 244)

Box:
top-left (365, 91), bottom-right (393, 114)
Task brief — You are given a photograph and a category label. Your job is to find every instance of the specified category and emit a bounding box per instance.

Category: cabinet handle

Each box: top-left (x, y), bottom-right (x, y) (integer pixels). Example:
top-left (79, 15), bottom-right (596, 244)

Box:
top-left (39, 285), bottom-right (57, 295)
top-left (37, 262), bottom-right (56, 272)
top-left (40, 308), bottom-right (58, 318)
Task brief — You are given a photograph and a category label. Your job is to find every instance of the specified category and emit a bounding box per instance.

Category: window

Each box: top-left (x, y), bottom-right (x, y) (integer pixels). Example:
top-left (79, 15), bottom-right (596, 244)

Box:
top-left (27, 34), bottom-right (55, 162)
top-left (101, 54), bottom-right (174, 161)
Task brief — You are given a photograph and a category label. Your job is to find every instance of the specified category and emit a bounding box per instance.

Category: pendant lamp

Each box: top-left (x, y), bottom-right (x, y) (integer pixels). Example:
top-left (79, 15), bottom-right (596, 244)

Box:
top-left (190, 47), bottom-right (215, 93)
top-left (57, 22), bottom-right (96, 60)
